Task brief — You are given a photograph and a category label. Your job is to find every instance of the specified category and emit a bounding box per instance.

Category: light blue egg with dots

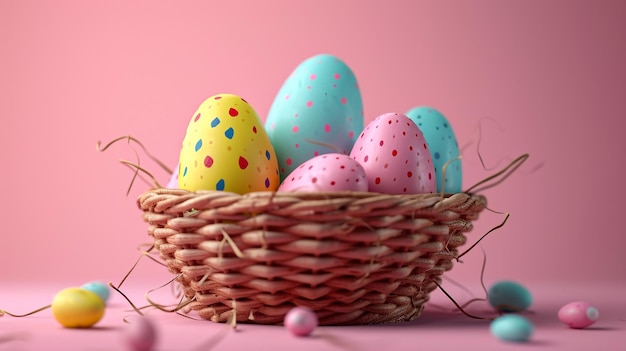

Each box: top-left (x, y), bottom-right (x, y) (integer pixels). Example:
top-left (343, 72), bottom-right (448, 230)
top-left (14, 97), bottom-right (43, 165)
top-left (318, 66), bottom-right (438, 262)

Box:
top-left (488, 280), bottom-right (532, 313)
top-left (490, 314), bottom-right (534, 342)
top-left (405, 107), bottom-right (462, 193)
top-left (81, 281), bottom-right (111, 304)
top-left (265, 54), bottom-right (364, 181)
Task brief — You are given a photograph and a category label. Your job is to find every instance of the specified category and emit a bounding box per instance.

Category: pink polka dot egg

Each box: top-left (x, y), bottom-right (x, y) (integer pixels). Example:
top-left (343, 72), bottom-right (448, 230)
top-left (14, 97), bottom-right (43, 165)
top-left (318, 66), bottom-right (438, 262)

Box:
top-left (558, 301), bottom-right (599, 329)
top-left (278, 153), bottom-right (368, 192)
top-left (350, 112), bottom-right (437, 195)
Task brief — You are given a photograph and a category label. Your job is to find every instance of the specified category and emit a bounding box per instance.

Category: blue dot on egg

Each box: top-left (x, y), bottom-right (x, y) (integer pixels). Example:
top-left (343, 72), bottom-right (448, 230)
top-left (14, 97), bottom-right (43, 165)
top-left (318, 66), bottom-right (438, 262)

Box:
top-left (216, 179), bottom-right (225, 190)
top-left (211, 117), bottom-right (220, 128)
top-left (434, 152), bottom-right (440, 160)
top-left (183, 166), bottom-right (188, 177)
top-left (265, 150), bottom-right (271, 160)
top-left (225, 127), bottom-right (234, 139)
top-left (265, 178), bottom-right (270, 188)
top-left (195, 139), bottom-right (202, 152)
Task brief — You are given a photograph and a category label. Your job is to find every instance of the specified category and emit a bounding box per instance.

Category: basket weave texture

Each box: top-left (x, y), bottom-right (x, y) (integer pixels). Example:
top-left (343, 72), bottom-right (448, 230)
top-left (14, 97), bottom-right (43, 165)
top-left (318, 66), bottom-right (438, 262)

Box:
top-left (138, 188), bottom-right (486, 325)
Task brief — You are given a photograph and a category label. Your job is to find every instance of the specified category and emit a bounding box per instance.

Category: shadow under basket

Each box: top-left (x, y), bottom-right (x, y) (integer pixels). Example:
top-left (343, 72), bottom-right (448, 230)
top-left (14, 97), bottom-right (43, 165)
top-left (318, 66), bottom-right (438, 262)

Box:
top-left (138, 188), bottom-right (487, 325)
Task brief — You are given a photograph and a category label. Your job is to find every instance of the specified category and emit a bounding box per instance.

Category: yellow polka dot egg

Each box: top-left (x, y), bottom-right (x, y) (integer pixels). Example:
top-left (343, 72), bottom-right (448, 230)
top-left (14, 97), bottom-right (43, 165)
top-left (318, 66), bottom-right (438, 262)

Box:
top-left (178, 94), bottom-right (280, 193)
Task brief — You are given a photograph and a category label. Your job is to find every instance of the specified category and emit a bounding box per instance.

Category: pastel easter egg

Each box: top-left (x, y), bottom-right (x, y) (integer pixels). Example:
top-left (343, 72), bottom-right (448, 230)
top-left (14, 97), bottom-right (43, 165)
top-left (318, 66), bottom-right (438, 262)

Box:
top-left (284, 307), bottom-right (318, 337)
top-left (349, 113), bottom-right (436, 195)
top-left (178, 94), bottom-right (280, 194)
top-left (406, 107), bottom-right (462, 193)
top-left (166, 163), bottom-right (179, 189)
top-left (265, 54), bottom-right (364, 181)
top-left (81, 281), bottom-right (111, 304)
top-left (51, 287), bottom-right (106, 328)
top-left (123, 317), bottom-right (158, 351)
top-left (488, 280), bottom-right (532, 313)
top-left (278, 153), bottom-right (368, 192)
top-left (490, 314), bottom-right (534, 342)
top-left (558, 301), bottom-right (599, 329)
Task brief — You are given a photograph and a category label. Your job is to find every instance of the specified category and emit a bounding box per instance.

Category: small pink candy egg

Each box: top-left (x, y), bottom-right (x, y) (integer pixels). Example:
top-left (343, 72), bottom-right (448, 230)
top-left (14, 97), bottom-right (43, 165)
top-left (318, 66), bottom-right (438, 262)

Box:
top-left (558, 301), bottom-right (599, 329)
top-left (123, 317), bottom-right (157, 351)
top-left (284, 307), bottom-right (318, 336)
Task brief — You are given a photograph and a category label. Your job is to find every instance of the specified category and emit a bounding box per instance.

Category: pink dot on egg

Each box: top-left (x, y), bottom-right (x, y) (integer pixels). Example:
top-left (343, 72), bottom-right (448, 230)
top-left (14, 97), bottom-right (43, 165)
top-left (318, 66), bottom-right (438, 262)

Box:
top-left (334, 73), bottom-right (341, 80)
top-left (349, 131), bottom-right (354, 138)
top-left (292, 126), bottom-right (299, 133)
top-left (194, 113), bottom-right (201, 122)
top-left (341, 97), bottom-right (347, 104)
top-left (324, 124), bottom-right (331, 133)
top-left (306, 101), bottom-right (313, 107)
top-left (286, 158), bottom-right (293, 166)
top-left (295, 143), bottom-right (299, 148)
top-left (310, 73), bottom-right (316, 80)
top-left (285, 94), bottom-right (290, 100)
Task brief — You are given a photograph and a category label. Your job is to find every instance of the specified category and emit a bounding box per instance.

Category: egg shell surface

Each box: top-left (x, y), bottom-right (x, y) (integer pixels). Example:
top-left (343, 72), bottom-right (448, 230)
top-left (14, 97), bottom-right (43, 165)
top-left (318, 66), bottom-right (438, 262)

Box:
top-left (558, 301), bottom-right (599, 329)
top-left (123, 317), bottom-right (158, 351)
top-left (278, 153), bottom-right (368, 192)
top-left (51, 287), bottom-right (105, 328)
top-left (406, 106), bottom-right (462, 193)
top-left (490, 314), bottom-right (534, 342)
top-left (350, 113), bottom-right (436, 195)
top-left (284, 307), bottom-right (318, 337)
top-left (488, 280), bottom-right (533, 312)
top-left (80, 281), bottom-right (111, 304)
top-left (265, 54), bottom-right (364, 180)
top-left (166, 163), bottom-right (179, 189)
top-left (178, 94), bottom-right (280, 193)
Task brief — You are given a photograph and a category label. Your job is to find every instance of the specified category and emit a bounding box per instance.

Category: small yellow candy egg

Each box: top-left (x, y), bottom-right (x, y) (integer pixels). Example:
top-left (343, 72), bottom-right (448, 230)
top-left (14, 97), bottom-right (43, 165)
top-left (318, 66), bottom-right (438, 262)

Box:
top-left (51, 287), bottom-right (105, 328)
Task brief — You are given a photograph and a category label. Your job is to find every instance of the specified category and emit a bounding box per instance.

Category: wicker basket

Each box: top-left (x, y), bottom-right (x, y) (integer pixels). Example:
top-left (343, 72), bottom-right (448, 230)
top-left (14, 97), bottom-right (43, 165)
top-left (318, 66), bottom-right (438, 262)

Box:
top-left (137, 188), bottom-right (487, 325)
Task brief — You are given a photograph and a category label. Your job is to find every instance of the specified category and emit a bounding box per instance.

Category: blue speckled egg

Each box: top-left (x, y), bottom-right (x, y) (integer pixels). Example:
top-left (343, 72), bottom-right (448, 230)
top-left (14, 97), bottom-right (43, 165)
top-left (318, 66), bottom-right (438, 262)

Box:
top-left (490, 314), bottom-right (534, 342)
top-left (265, 54), bottom-right (364, 181)
top-left (405, 106), bottom-right (462, 193)
top-left (488, 280), bottom-right (532, 313)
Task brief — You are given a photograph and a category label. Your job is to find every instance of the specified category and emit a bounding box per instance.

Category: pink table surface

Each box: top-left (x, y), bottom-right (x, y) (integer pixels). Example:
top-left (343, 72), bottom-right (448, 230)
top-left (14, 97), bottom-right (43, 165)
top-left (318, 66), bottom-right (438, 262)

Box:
top-left (1, 280), bottom-right (624, 351)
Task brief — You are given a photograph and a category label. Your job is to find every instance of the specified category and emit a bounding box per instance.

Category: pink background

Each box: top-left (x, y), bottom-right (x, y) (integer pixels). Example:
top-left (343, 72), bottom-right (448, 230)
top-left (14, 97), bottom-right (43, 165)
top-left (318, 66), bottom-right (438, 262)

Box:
top-left (2, 1), bottom-right (625, 350)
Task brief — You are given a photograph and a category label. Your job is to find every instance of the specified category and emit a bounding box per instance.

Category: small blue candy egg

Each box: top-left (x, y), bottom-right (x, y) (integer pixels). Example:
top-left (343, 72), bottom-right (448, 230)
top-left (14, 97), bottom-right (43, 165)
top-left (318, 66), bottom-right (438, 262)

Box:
top-left (490, 314), bottom-right (534, 342)
top-left (405, 107), bottom-right (462, 193)
top-left (488, 280), bottom-right (532, 313)
top-left (81, 281), bottom-right (111, 304)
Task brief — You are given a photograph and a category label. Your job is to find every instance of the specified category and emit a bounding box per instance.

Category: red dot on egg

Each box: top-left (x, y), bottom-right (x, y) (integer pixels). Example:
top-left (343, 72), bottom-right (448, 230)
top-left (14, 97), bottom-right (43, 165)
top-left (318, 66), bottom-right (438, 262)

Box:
top-left (407, 171), bottom-right (413, 178)
top-left (204, 156), bottom-right (214, 168)
top-left (194, 113), bottom-right (201, 122)
top-left (239, 156), bottom-right (249, 170)
top-left (428, 173), bottom-right (432, 180)
top-left (330, 181), bottom-right (336, 186)
top-left (252, 126), bottom-right (257, 134)
top-left (286, 158), bottom-right (293, 166)
top-left (229, 108), bottom-right (239, 117)
top-left (379, 140), bottom-right (384, 146)
top-left (392, 150), bottom-right (398, 156)
top-left (375, 177), bottom-right (381, 185)
top-left (214, 96), bottom-right (222, 100)
top-left (312, 177), bottom-right (318, 184)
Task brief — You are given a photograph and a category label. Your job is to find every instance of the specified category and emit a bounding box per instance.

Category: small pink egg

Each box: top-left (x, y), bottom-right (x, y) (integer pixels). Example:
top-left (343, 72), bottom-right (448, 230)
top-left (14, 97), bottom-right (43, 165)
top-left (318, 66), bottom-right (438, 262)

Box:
top-left (123, 317), bottom-right (157, 351)
top-left (558, 301), bottom-right (599, 329)
top-left (284, 307), bottom-right (318, 336)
